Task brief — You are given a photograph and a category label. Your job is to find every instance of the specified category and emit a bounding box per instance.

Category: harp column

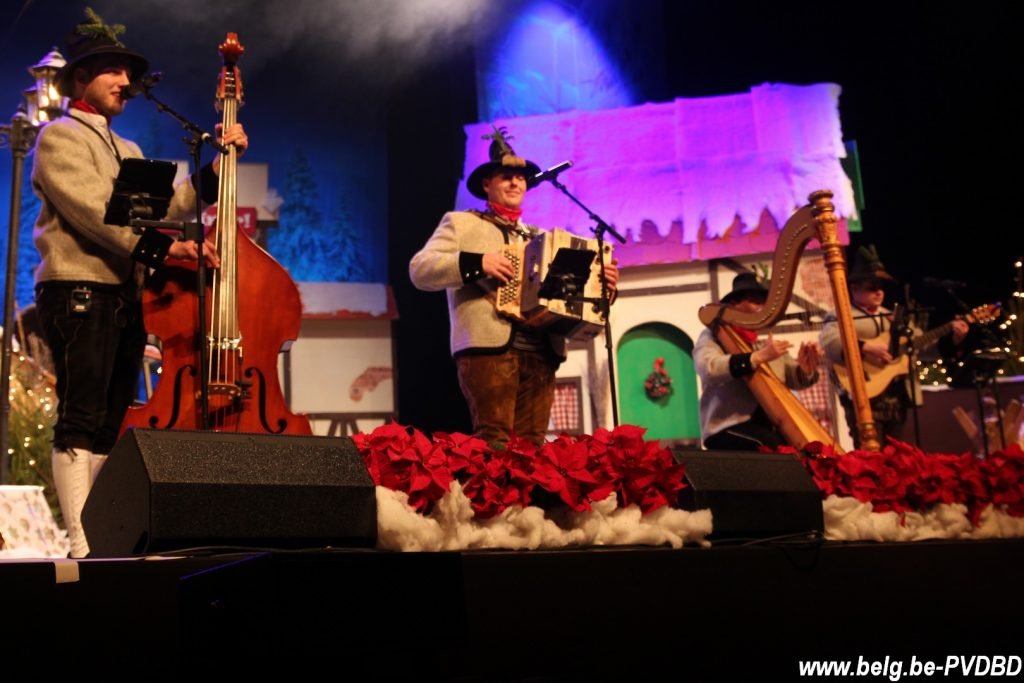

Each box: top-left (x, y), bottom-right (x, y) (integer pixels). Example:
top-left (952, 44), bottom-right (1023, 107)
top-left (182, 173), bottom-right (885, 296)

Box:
top-left (811, 190), bottom-right (880, 452)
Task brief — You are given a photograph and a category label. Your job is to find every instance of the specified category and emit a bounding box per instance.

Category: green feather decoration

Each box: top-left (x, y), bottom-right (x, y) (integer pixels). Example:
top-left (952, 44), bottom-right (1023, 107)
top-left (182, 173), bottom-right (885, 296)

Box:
top-left (78, 7), bottom-right (127, 47)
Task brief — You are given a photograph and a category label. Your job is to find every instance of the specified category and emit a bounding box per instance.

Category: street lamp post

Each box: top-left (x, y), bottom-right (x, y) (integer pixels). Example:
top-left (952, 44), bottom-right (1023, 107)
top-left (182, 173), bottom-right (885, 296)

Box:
top-left (0, 48), bottom-right (66, 484)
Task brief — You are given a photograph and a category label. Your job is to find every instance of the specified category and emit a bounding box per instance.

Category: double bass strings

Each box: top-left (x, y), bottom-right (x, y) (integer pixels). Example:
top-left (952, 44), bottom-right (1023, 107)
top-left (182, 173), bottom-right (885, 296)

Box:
top-left (208, 69), bottom-right (241, 428)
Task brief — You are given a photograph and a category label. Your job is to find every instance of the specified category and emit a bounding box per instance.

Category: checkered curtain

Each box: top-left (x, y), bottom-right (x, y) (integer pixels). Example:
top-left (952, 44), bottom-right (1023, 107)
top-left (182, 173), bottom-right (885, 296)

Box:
top-left (793, 355), bottom-right (838, 438)
top-left (549, 380), bottom-right (581, 433)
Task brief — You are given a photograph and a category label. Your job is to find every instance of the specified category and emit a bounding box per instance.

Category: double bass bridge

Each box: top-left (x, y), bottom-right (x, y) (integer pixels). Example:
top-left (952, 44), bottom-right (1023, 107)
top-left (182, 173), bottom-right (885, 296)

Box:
top-left (205, 382), bottom-right (244, 399)
top-left (208, 336), bottom-right (244, 352)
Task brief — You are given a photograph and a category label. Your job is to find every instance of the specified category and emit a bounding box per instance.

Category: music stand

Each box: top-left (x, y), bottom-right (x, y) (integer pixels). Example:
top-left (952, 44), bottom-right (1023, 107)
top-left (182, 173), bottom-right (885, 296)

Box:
top-left (103, 157), bottom-right (213, 427)
top-left (103, 158), bottom-right (178, 227)
top-left (537, 247), bottom-right (596, 302)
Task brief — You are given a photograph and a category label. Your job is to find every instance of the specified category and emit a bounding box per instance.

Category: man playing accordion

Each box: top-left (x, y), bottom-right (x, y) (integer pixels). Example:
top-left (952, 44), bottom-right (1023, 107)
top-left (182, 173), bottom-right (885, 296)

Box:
top-left (410, 127), bottom-right (618, 447)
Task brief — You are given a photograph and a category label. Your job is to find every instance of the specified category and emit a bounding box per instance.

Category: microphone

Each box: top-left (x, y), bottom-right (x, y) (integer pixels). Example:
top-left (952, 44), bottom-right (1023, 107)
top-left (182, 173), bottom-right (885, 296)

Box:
top-left (120, 72), bottom-right (163, 100)
top-left (922, 277), bottom-right (966, 289)
top-left (532, 160), bottom-right (573, 184)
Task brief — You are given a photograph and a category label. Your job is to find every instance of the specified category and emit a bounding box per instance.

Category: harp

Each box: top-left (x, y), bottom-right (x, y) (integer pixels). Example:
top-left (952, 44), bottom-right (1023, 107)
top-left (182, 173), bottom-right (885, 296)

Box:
top-left (698, 190), bottom-right (880, 453)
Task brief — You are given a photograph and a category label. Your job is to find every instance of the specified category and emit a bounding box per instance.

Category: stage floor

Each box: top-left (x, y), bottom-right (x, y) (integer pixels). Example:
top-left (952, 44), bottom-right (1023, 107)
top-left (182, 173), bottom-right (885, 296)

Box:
top-left (4, 538), bottom-right (1021, 680)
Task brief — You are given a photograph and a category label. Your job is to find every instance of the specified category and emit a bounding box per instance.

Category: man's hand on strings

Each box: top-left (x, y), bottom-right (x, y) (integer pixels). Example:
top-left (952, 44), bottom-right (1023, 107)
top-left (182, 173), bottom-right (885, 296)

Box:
top-left (796, 341), bottom-right (822, 376)
top-left (861, 340), bottom-right (893, 364)
top-left (167, 237), bottom-right (221, 269)
top-left (604, 259), bottom-right (620, 301)
top-left (751, 334), bottom-right (792, 368)
top-left (951, 317), bottom-right (970, 346)
top-left (212, 123), bottom-right (249, 173)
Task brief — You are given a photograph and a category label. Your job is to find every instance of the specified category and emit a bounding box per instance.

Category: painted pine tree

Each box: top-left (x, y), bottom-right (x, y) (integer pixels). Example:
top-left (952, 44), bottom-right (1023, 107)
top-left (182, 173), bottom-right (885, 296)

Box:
top-left (328, 197), bottom-right (368, 282)
top-left (268, 149), bottom-right (323, 281)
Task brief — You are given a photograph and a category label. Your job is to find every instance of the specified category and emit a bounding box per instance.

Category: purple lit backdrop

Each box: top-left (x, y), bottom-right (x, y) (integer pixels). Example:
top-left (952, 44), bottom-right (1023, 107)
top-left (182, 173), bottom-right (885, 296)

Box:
top-left (456, 83), bottom-right (854, 264)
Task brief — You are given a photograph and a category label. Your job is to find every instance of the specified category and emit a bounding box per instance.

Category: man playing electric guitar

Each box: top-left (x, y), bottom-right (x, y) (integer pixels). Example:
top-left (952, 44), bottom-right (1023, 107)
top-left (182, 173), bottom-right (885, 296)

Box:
top-left (820, 246), bottom-right (972, 447)
top-left (830, 300), bottom-right (998, 399)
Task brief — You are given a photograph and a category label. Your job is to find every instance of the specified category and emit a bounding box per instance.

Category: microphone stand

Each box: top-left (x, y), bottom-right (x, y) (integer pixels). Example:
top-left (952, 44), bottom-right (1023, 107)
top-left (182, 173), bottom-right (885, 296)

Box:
top-left (892, 291), bottom-right (922, 448)
top-left (547, 176), bottom-right (626, 426)
top-left (131, 85), bottom-right (227, 430)
top-left (892, 316), bottom-right (922, 448)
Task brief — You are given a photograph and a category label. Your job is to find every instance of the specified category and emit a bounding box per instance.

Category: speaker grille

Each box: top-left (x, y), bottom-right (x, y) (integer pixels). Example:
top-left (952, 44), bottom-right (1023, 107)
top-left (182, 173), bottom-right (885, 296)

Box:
top-left (673, 449), bottom-right (823, 538)
top-left (83, 429), bottom-right (377, 556)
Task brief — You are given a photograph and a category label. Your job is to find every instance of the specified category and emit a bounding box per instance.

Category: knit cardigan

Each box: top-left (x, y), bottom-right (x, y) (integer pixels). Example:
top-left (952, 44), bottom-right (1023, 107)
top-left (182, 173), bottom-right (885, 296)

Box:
top-left (31, 110), bottom-right (199, 286)
top-left (409, 210), bottom-right (566, 358)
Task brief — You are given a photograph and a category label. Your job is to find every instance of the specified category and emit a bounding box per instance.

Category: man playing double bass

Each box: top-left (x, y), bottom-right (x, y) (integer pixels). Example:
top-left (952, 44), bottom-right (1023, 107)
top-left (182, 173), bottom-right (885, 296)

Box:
top-left (32, 9), bottom-right (248, 557)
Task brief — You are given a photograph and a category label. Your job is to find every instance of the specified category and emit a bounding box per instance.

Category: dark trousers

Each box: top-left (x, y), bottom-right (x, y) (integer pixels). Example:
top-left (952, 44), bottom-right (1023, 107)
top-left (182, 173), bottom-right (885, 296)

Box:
top-left (703, 408), bottom-right (785, 451)
top-left (839, 385), bottom-right (912, 449)
top-left (36, 282), bottom-right (145, 454)
top-left (456, 348), bottom-right (559, 448)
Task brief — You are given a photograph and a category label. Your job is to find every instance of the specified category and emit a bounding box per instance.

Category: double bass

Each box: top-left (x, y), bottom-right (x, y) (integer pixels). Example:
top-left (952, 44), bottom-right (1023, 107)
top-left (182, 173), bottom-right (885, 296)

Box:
top-left (121, 33), bottom-right (311, 436)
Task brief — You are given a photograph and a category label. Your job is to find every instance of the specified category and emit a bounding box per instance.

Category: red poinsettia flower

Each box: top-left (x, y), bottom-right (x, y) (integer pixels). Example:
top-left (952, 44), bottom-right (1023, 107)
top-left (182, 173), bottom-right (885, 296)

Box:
top-left (458, 436), bottom-right (538, 518)
top-left (911, 453), bottom-right (966, 508)
top-left (431, 430), bottom-right (490, 477)
top-left (352, 423), bottom-right (453, 513)
top-left (590, 424), bottom-right (686, 514)
top-left (532, 434), bottom-right (604, 511)
top-left (795, 441), bottom-right (917, 512)
top-left (791, 438), bottom-right (1024, 526)
top-left (981, 444), bottom-right (1024, 517)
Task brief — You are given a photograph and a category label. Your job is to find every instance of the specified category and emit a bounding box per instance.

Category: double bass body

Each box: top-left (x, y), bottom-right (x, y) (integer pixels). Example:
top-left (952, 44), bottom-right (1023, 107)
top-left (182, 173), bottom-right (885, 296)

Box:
top-left (121, 33), bottom-right (311, 437)
top-left (123, 232), bottom-right (311, 435)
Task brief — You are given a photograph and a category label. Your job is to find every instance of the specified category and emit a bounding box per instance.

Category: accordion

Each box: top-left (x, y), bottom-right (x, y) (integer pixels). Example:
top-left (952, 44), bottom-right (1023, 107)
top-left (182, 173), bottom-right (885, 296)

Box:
top-left (496, 228), bottom-right (612, 342)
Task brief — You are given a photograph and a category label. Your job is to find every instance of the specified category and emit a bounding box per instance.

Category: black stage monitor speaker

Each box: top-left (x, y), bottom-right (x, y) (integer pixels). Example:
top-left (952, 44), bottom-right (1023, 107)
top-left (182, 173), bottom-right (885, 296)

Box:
top-left (671, 449), bottom-right (823, 538)
top-left (82, 429), bottom-right (377, 556)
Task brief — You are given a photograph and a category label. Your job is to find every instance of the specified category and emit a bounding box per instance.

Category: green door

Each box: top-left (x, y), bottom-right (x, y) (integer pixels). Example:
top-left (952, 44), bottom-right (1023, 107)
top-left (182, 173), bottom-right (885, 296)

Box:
top-left (617, 323), bottom-right (700, 442)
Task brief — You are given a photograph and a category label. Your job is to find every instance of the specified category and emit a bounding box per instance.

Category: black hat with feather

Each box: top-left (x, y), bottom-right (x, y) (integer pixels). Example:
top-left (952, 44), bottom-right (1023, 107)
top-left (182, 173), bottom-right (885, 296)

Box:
top-left (55, 7), bottom-right (149, 98)
top-left (465, 125), bottom-right (542, 200)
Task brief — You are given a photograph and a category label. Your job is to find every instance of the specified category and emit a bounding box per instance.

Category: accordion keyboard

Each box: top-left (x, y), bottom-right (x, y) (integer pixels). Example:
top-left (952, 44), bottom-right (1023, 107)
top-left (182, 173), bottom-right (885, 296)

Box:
top-left (497, 246), bottom-right (523, 308)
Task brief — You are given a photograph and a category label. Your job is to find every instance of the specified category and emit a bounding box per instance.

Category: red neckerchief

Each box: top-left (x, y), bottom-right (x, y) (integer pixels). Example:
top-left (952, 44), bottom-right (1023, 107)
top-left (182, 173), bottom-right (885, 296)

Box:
top-left (488, 201), bottom-right (522, 223)
top-left (70, 99), bottom-right (110, 124)
top-left (729, 324), bottom-right (759, 346)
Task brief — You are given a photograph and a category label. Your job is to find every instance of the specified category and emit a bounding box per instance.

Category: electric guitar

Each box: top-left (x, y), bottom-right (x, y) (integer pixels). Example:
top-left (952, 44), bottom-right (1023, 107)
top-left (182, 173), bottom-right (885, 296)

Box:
top-left (832, 303), bottom-right (1000, 398)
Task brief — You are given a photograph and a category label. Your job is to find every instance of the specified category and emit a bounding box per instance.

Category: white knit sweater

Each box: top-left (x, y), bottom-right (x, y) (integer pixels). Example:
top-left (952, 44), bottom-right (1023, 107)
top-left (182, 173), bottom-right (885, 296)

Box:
top-left (409, 210), bottom-right (566, 358)
top-left (31, 110), bottom-right (198, 286)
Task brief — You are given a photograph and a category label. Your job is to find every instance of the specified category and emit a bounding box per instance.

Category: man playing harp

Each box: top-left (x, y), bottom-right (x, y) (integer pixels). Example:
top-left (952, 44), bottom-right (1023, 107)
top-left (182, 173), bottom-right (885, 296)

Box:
top-left (695, 272), bottom-right (822, 450)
